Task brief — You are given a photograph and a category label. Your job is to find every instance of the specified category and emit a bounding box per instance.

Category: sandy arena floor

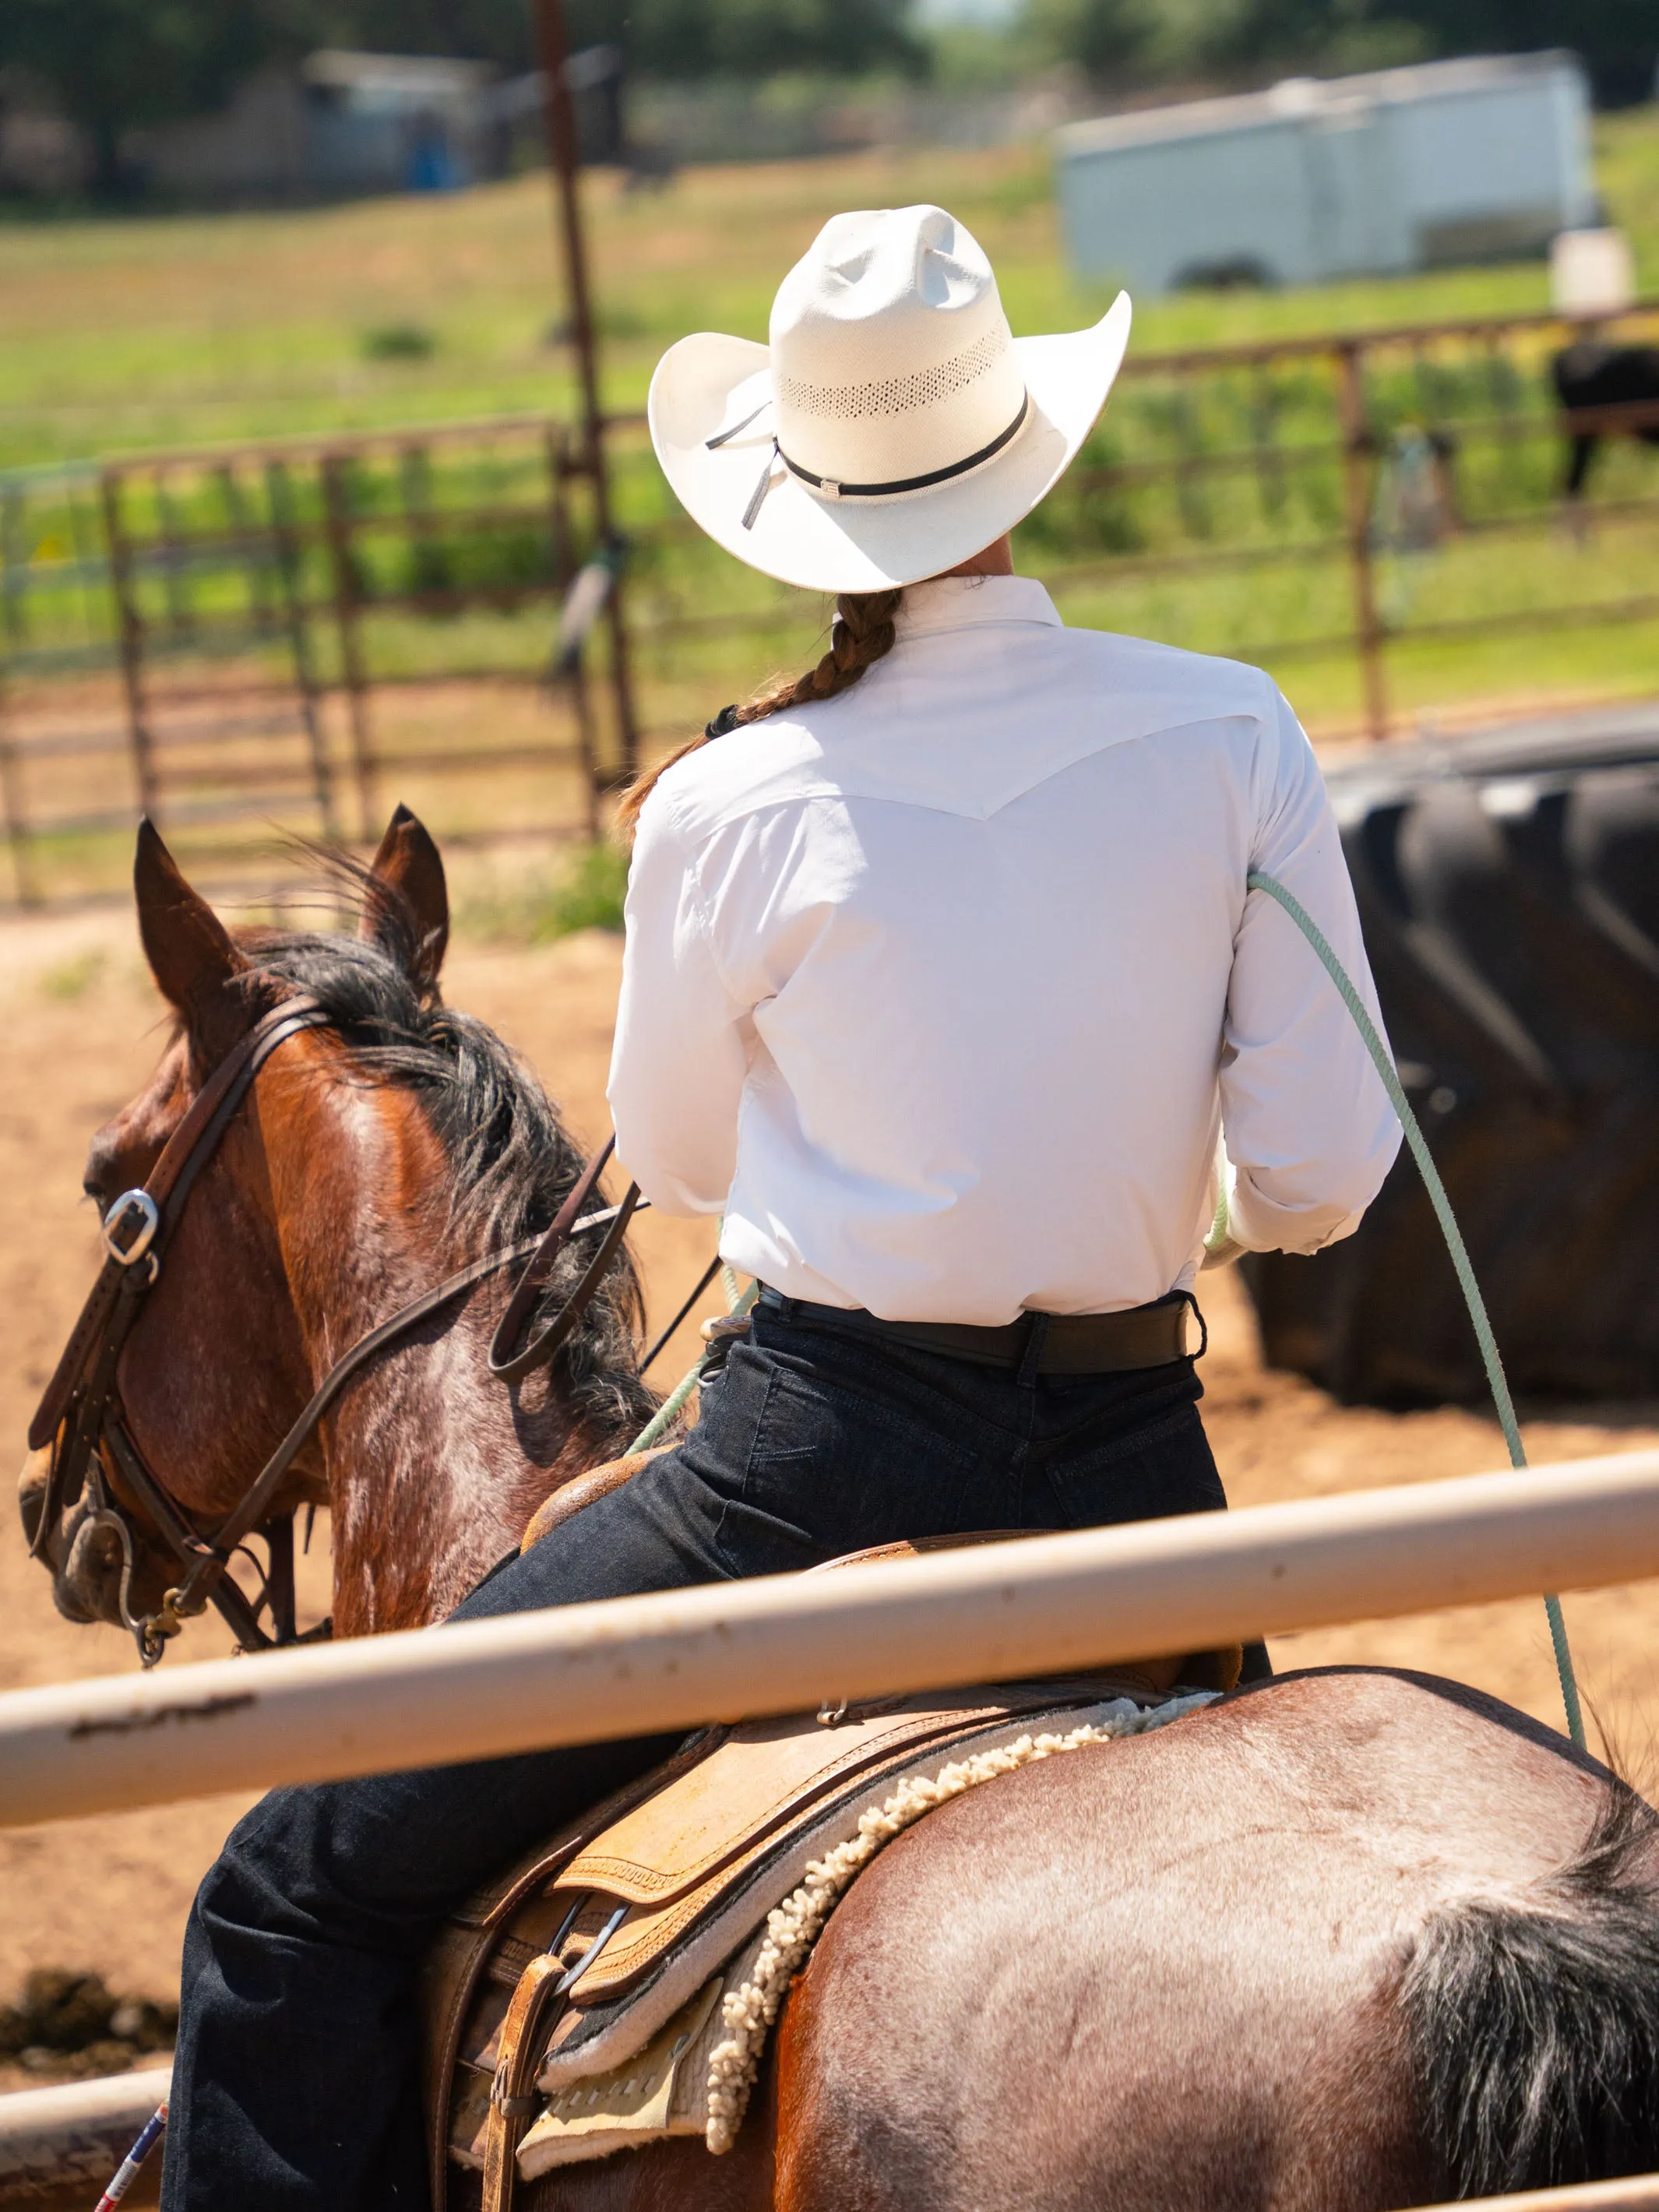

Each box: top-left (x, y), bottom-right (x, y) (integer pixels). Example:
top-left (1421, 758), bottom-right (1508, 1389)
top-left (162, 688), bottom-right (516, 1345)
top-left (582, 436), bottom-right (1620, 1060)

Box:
top-left (4, 894), bottom-right (1658, 2042)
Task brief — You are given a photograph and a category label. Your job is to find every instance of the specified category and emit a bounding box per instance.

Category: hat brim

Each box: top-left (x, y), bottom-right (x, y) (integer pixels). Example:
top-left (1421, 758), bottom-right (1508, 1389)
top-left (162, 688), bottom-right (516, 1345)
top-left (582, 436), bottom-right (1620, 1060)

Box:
top-left (647, 293), bottom-right (1132, 594)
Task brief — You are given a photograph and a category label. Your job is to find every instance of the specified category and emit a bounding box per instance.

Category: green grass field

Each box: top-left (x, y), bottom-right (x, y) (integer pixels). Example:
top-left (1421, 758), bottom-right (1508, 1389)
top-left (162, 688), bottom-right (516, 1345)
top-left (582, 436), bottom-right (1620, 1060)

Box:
top-left (3, 112), bottom-right (1657, 470)
top-left (2, 105), bottom-right (1659, 775)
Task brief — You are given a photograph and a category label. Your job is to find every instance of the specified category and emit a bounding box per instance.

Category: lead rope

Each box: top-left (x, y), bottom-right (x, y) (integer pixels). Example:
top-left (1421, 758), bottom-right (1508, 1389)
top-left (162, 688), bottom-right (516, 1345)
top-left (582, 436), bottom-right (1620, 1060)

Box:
top-left (622, 1236), bottom-right (758, 1456)
top-left (1242, 870), bottom-right (1584, 1748)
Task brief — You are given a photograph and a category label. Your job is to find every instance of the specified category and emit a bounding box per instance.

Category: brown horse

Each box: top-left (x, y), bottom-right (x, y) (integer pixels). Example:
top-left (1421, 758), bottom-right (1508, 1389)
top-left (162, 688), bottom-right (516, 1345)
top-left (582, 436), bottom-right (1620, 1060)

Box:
top-left (23, 815), bottom-right (1659, 2212)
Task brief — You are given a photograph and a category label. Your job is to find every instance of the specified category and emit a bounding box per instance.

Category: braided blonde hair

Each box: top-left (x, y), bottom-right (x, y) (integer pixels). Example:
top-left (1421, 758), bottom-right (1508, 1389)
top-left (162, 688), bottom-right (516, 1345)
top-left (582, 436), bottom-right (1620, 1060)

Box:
top-left (614, 589), bottom-right (903, 841)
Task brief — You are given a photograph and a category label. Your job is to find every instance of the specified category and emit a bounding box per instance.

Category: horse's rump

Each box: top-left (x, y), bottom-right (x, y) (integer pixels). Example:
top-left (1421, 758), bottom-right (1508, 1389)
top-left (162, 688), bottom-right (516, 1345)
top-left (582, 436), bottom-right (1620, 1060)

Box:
top-left (763, 1668), bottom-right (1653, 2212)
top-left (431, 1667), bottom-right (1659, 2212)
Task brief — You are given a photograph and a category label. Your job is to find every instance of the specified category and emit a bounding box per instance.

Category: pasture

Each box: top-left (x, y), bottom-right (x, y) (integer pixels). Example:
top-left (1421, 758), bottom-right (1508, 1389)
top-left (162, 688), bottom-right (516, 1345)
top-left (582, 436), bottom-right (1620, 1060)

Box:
top-left (3, 115), bottom-right (1658, 465)
top-left (2, 110), bottom-right (1659, 783)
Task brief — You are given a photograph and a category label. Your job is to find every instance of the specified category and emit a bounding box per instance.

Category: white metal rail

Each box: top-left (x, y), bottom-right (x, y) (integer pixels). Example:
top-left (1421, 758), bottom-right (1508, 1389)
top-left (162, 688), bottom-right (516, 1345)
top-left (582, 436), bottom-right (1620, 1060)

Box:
top-left (5, 1450), bottom-right (1658, 1830)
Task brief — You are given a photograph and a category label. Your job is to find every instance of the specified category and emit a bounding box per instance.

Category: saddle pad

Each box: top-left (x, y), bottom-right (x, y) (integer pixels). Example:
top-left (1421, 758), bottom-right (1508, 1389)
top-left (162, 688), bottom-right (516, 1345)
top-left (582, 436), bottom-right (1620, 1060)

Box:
top-left (442, 1710), bottom-right (1073, 2174)
top-left (515, 1977), bottom-right (726, 2178)
top-left (441, 1682), bottom-right (1219, 2180)
top-left (551, 1675), bottom-right (1164, 2004)
top-left (530, 1682), bottom-right (1174, 2094)
top-left (512, 1686), bottom-right (1219, 2179)
top-left (558, 1686), bottom-right (1085, 1911)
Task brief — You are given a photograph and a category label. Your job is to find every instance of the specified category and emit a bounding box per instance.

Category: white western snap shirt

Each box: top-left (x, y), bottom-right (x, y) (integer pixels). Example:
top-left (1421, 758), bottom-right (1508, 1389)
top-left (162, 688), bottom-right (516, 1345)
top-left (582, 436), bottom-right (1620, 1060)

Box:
top-left (608, 574), bottom-right (1400, 1323)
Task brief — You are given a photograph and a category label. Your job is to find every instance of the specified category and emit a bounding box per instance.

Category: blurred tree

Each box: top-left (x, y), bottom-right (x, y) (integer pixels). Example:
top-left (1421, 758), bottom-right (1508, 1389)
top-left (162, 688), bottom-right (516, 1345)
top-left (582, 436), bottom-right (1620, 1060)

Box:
top-left (0, 0), bottom-right (928, 201)
top-left (1023, 0), bottom-right (1161, 79)
top-left (0, 0), bottom-right (330, 195)
top-left (332, 0), bottom-right (537, 72)
top-left (1027, 0), bottom-right (1654, 105)
top-left (570, 0), bottom-right (928, 78)
top-left (282, 0), bottom-right (928, 79)
top-left (1381, 0), bottom-right (1656, 104)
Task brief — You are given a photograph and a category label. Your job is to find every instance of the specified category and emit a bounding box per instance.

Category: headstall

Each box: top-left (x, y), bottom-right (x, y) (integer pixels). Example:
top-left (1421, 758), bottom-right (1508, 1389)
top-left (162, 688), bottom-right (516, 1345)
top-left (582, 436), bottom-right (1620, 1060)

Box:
top-left (28, 998), bottom-right (639, 1665)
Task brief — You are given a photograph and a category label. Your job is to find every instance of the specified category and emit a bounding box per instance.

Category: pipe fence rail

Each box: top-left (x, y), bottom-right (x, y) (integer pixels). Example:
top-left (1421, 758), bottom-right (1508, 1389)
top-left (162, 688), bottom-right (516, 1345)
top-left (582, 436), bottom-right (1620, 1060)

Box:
top-left (4, 1449), bottom-right (1659, 1831)
top-left (2, 298), bottom-right (1658, 905)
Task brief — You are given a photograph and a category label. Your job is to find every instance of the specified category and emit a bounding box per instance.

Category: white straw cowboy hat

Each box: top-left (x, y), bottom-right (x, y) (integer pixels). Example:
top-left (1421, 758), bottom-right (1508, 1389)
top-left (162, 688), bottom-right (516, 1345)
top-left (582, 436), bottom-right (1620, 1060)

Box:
top-left (649, 203), bottom-right (1132, 593)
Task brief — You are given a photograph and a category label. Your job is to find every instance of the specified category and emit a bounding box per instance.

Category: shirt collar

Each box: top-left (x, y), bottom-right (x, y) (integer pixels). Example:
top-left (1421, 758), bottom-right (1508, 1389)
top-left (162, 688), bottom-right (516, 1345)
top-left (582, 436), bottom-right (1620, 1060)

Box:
top-left (892, 574), bottom-right (1063, 642)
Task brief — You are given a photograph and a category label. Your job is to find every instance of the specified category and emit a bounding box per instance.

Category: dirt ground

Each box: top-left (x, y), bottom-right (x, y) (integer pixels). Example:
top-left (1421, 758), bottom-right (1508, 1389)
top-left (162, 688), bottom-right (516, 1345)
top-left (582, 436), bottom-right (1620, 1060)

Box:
top-left (4, 893), bottom-right (1659, 2050)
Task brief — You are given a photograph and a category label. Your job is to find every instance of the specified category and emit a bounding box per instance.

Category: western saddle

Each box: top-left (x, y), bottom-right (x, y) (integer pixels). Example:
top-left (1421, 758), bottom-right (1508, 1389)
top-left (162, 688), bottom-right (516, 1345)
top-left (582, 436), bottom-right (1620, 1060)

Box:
top-left (420, 1532), bottom-right (1239, 2210)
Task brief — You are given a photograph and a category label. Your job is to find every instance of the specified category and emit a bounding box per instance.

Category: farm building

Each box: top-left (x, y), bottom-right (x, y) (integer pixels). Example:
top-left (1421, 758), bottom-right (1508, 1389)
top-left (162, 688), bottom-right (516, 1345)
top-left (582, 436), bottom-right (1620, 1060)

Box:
top-left (1055, 52), bottom-right (1597, 293)
top-left (137, 51), bottom-right (498, 203)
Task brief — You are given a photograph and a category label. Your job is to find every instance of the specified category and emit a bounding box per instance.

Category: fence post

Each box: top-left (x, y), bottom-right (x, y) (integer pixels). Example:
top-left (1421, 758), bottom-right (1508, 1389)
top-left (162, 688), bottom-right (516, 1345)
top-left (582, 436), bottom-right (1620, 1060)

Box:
top-left (532, 0), bottom-right (639, 786)
top-left (1336, 341), bottom-right (1389, 742)
top-left (100, 468), bottom-right (160, 821)
top-left (320, 454), bottom-right (377, 842)
top-left (545, 424), bottom-right (602, 838)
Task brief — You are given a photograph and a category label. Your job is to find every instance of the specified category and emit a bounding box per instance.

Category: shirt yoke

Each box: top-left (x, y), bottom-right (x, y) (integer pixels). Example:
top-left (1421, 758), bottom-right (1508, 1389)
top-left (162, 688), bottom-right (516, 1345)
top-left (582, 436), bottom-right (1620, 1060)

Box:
top-left (648, 626), bottom-right (1284, 848)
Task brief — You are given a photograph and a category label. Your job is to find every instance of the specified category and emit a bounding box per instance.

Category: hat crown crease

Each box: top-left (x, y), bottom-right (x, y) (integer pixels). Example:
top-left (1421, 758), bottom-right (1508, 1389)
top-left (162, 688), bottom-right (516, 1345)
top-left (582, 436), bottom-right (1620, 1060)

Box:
top-left (769, 205), bottom-right (1027, 487)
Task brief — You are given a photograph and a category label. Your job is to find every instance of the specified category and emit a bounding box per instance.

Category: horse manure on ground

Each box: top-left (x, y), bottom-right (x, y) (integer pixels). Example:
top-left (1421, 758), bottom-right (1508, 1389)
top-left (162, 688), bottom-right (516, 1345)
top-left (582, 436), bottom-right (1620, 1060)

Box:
top-left (0, 1967), bottom-right (177, 2078)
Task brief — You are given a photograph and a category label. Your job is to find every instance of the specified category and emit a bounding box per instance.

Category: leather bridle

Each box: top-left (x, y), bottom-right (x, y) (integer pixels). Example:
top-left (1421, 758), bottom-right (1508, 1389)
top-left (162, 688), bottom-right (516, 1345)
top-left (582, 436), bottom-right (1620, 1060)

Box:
top-left (28, 998), bottom-right (640, 1666)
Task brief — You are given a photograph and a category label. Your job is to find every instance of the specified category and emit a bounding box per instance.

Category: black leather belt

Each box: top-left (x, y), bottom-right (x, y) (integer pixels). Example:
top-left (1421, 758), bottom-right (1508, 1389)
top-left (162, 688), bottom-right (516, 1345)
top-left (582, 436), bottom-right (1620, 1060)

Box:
top-left (755, 1289), bottom-right (1203, 1375)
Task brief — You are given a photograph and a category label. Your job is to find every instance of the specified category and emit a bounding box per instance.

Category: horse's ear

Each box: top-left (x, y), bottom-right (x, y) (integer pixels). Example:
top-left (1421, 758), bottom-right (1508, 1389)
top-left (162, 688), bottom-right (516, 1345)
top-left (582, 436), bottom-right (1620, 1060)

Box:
top-left (363, 804), bottom-right (449, 988)
top-left (134, 819), bottom-right (248, 1047)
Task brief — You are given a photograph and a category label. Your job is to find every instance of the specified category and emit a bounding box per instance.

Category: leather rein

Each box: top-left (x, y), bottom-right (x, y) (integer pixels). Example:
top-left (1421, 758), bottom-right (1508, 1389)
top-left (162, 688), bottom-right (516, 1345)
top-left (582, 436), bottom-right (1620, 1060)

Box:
top-left (28, 998), bottom-right (640, 1666)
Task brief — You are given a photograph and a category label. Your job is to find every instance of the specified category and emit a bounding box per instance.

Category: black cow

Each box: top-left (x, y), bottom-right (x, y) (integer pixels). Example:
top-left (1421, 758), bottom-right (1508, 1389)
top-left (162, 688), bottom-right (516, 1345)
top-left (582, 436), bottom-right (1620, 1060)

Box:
top-left (1550, 340), bottom-right (1659, 498)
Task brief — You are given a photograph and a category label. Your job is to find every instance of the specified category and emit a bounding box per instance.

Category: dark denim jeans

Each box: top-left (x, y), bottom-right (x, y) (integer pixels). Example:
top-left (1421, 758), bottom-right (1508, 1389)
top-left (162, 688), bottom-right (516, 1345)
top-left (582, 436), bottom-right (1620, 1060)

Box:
top-left (161, 1305), bottom-right (1235, 2211)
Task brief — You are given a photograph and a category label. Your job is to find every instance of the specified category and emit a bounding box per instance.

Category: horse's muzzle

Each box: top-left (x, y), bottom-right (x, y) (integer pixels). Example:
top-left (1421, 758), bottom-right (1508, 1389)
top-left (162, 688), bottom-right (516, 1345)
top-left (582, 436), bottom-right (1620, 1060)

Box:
top-left (18, 1446), bottom-right (167, 1629)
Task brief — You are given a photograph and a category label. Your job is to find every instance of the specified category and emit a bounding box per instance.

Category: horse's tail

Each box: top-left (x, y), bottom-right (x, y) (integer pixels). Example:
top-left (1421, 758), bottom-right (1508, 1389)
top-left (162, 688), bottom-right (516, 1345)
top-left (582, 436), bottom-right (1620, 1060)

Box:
top-left (1400, 1783), bottom-right (1659, 2198)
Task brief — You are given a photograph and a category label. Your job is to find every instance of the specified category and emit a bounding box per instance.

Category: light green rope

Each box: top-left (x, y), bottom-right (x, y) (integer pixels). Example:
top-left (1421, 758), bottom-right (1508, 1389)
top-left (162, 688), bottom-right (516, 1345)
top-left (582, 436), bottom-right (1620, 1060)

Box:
top-left (624, 1274), bottom-right (757, 1455)
top-left (1246, 869), bottom-right (1584, 1748)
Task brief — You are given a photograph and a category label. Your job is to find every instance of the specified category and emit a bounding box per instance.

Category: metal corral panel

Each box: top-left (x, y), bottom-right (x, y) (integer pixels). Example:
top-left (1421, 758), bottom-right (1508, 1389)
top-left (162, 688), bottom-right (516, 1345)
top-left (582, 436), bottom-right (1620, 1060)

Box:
top-left (1056, 53), bottom-right (1596, 292)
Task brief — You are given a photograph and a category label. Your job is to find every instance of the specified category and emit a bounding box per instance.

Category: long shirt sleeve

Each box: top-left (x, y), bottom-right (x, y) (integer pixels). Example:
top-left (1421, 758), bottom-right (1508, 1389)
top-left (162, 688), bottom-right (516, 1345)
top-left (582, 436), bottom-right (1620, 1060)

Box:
top-left (607, 784), bottom-right (751, 1215)
top-left (1220, 690), bottom-right (1401, 1255)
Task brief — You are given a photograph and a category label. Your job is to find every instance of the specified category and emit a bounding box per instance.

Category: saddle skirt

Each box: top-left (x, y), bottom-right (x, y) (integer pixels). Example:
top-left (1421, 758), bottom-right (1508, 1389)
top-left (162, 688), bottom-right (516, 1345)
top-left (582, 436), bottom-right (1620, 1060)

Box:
top-left (421, 1537), bottom-right (1240, 2210)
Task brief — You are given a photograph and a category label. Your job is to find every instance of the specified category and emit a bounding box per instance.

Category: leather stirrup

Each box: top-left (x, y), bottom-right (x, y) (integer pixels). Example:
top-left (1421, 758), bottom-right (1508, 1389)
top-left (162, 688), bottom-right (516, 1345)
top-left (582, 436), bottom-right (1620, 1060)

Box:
top-left (481, 1953), bottom-right (565, 2212)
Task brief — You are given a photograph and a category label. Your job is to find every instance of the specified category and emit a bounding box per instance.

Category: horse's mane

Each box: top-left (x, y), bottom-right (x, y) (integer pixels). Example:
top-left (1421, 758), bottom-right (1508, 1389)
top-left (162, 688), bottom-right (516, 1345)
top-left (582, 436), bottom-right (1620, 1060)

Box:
top-left (236, 854), bottom-right (657, 1443)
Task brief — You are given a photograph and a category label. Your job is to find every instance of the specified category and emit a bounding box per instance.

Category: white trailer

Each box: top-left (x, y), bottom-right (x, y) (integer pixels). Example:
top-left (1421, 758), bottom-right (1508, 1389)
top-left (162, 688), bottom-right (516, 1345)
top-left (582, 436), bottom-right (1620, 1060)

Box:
top-left (1055, 51), bottom-right (1597, 294)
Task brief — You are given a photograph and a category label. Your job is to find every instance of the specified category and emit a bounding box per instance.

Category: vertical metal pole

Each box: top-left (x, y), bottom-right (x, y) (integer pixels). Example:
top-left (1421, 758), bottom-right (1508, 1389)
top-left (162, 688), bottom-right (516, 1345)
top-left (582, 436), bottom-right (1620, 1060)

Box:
top-left (545, 424), bottom-right (601, 839)
top-left (533, 0), bottom-right (639, 785)
top-left (1336, 342), bottom-right (1388, 744)
top-left (320, 454), bottom-right (377, 841)
top-left (100, 469), bottom-right (160, 819)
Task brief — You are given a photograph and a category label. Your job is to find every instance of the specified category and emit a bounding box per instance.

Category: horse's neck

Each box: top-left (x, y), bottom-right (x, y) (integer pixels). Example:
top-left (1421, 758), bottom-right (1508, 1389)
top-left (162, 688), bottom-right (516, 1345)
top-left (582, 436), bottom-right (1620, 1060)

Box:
top-left (280, 1080), bottom-right (607, 1635)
